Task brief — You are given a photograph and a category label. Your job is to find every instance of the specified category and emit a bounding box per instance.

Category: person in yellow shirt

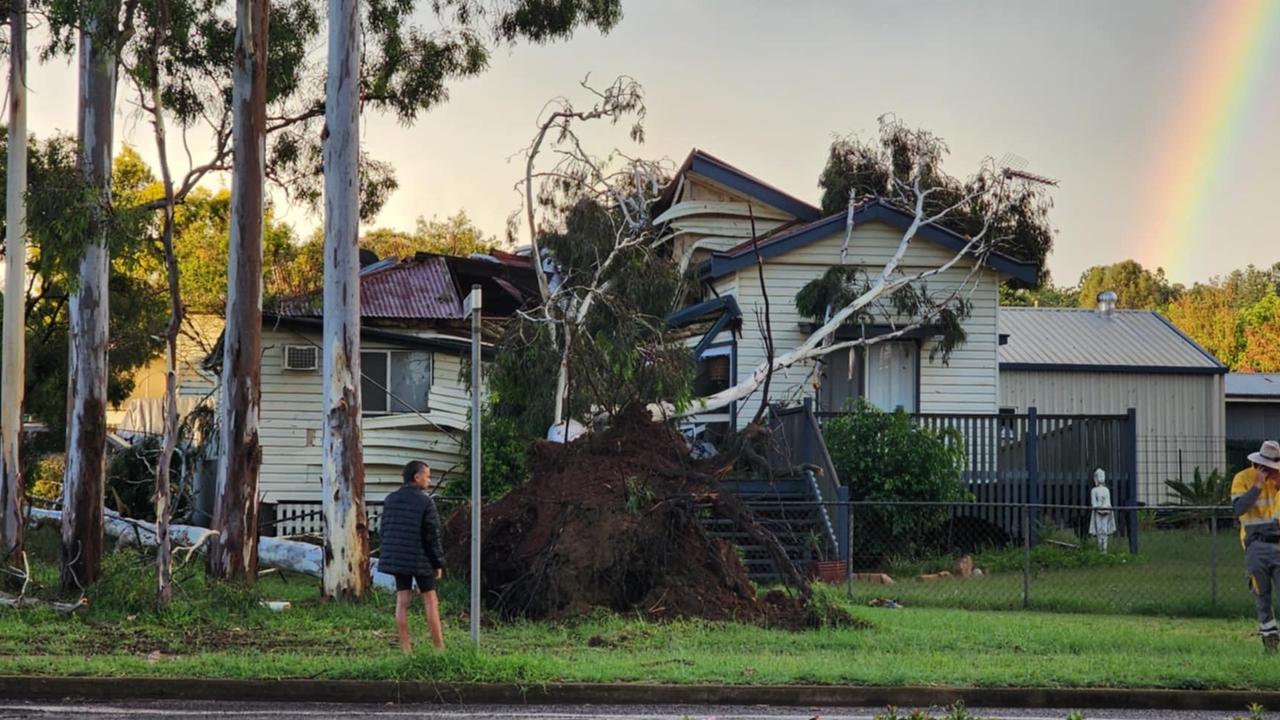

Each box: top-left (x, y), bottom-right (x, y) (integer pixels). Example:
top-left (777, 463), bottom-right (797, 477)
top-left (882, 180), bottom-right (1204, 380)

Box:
top-left (1232, 440), bottom-right (1280, 653)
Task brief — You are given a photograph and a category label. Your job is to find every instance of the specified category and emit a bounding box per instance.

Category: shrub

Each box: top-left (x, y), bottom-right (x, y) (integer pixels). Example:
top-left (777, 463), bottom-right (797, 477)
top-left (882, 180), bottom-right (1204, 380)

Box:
top-left (27, 454), bottom-right (64, 502)
top-left (1164, 467), bottom-right (1230, 526)
top-left (105, 436), bottom-right (191, 522)
top-left (446, 407), bottom-right (530, 503)
top-left (823, 400), bottom-right (970, 567)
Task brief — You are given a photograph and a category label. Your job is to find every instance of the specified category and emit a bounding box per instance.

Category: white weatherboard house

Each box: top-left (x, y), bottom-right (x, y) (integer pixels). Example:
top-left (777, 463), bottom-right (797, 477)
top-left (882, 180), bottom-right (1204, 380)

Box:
top-left (658, 150), bottom-right (1039, 434)
top-left (206, 252), bottom-right (536, 532)
top-left (997, 305), bottom-right (1228, 503)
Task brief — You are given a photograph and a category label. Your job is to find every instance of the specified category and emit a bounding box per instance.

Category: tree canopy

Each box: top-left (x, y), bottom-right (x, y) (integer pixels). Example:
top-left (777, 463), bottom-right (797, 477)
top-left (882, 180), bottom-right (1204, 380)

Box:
top-left (818, 117), bottom-right (1056, 288)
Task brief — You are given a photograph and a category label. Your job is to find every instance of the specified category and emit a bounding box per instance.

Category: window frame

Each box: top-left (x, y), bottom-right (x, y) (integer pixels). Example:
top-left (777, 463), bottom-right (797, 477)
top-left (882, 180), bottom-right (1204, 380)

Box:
top-left (359, 349), bottom-right (432, 416)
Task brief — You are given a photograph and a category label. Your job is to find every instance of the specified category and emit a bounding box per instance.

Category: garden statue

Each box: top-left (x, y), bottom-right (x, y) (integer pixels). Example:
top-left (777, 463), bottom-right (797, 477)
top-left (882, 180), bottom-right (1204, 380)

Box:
top-left (1089, 468), bottom-right (1116, 552)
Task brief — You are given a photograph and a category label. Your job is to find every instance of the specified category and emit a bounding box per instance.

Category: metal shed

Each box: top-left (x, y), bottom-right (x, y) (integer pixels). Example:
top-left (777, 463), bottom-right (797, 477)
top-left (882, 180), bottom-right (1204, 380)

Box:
top-left (997, 306), bottom-right (1227, 503)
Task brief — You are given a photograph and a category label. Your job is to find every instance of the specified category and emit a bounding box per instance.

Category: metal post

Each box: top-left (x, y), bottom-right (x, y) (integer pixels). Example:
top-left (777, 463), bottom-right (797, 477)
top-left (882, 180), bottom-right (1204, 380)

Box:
top-left (1210, 513), bottom-right (1218, 609)
top-left (845, 497), bottom-right (854, 600)
top-left (1126, 407), bottom-right (1139, 555)
top-left (1026, 407), bottom-right (1039, 547)
top-left (466, 285), bottom-right (483, 646)
top-left (1022, 503), bottom-right (1031, 610)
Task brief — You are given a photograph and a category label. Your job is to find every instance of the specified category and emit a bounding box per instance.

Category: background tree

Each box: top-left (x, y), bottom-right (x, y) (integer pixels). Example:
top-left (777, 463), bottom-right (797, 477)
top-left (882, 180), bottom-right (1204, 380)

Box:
top-left (1076, 260), bottom-right (1181, 309)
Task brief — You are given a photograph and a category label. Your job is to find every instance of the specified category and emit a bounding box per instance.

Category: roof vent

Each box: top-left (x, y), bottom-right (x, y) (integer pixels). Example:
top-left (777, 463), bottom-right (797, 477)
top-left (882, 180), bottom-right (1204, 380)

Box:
top-left (1096, 290), bottom-right (1118, 318)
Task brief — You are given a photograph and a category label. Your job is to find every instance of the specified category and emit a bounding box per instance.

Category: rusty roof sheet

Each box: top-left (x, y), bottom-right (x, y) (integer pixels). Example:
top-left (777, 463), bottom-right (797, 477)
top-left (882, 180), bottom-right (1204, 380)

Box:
top-left (274, 255), bottom-right (462, 320)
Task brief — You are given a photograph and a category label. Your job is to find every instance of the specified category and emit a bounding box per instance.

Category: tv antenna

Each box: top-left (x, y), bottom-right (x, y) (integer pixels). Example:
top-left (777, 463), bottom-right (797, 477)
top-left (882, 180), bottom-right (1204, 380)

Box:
top-left (998, 152), bottom-right (1058, 186)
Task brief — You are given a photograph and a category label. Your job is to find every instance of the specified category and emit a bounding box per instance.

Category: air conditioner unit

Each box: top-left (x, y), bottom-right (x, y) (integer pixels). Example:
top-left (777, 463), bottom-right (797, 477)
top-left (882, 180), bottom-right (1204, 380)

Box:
top-left (283, 345), bottom-right (319, 371)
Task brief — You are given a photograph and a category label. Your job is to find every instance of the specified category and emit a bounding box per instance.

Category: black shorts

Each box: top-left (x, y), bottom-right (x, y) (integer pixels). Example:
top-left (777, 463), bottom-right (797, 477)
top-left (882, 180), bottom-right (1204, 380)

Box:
top-left (393, 572), bottom-right (437, 593)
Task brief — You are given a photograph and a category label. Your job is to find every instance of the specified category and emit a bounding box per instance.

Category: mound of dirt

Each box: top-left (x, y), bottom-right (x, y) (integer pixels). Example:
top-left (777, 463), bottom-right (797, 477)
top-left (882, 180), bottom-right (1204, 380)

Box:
top-left (445, 408), bottom-right (855, 629)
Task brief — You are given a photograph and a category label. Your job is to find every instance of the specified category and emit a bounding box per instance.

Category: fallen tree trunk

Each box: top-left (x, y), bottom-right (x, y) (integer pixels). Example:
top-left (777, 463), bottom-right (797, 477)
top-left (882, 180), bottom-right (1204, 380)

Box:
top-left (0, 592), bottom-right (85, 613)
top-left (27, 508), bottom-right (397, 590)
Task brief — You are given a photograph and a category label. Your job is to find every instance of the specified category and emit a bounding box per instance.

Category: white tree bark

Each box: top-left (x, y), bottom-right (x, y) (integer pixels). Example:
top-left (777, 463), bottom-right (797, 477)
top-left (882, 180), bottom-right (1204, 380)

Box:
top-left (320, 0), bottom-right (370, 600)
top-left (212, 0), bottom-right (267, 583)
top-left (0, 0), bottom-right (28, 568)
top-left (62, 5), bottom-right (118, 593)
top-left (30, 508), bottom-right (398, 590)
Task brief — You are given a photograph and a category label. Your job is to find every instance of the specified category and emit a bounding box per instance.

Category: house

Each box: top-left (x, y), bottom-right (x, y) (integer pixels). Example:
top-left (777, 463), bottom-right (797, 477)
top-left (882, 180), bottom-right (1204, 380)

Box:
top-left (658, 149), bottom-right (1038, 435)
top-left (1225, 373), bottom-right (1280, 469)
top-left (204, 251), bottom-right (536, 532)
top-left (108, 313), bottom-right (224, 437)
top-left (997, 303), bottom-right (1227, 503)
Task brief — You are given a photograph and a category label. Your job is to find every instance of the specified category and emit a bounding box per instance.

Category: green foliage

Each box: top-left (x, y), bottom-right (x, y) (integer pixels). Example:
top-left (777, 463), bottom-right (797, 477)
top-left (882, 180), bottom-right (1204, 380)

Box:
top-left (1165, 467), bottom-right (1229, 508)
top-left (27, 455), bottom-right (65, 502)
top-left (447, 407), bottom-right (530, 502)
top-left (104, 437), bottom-right (193, 522)
top-left (0, 135), bottom-right (168, 438)
top-left (1077, 260), bottom-right (1180, 309)
top-left (974, 543), bottom-right (1136, 574)
top-left (823, 400), bottom-right (970, 565)
top-left (818, 117), bottom-right (1055, 289)
top-left (490, 198), bottom-right (694, 437)
top-left (624, 476), bottom-right (654, 516)
top-left (86, 552), bottom-right (260, 622)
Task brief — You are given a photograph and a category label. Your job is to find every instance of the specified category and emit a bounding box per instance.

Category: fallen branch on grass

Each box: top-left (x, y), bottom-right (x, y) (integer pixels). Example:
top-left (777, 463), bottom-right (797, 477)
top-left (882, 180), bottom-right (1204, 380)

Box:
top-left (25, 508), bottom-right (398, 590)
top-left (0, 592), bottom-right (86, 613)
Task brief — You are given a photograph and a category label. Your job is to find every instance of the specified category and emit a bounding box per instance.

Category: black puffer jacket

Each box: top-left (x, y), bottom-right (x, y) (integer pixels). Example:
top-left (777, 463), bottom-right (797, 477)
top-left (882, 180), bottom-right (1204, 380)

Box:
top-left (377, 485), bottom-right (445, 576)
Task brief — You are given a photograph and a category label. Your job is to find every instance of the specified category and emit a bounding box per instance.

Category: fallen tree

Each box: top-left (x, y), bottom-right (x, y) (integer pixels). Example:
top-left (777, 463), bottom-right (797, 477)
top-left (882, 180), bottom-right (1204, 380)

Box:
top-left (26, 508), bottom-right (399, 591)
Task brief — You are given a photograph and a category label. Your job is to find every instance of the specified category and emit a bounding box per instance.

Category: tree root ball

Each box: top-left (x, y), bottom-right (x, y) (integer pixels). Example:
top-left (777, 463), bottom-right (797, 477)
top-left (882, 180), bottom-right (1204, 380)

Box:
top-left (445, 408), bottom-right (859, 630)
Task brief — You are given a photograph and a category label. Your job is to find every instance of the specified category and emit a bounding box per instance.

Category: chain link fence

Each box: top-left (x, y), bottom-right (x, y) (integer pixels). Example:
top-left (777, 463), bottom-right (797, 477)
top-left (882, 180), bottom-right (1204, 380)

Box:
top-left (811, 499), bottom-right (1250, 618)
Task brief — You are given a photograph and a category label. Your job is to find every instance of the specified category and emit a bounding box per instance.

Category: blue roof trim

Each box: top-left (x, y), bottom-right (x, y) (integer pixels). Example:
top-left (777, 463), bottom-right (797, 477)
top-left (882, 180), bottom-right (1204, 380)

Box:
top-left (1151, 311), bottom-right (1228, 370)
top-left (697, 202), bottom-right (1039, 285)
top-left (1000, 362), bottom-right (1227, 376)
top-left (687, 154), bottom-right (822, 223)
top-left (666, 295), bottom-right (741, 328)
top-left (693, 312), bottom-right (737, 359)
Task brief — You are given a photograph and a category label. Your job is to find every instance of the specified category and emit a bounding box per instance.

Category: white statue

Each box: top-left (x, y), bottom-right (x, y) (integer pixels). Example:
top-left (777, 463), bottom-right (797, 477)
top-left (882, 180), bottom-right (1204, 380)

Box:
top-left (1089, 468), bottom-right (1116, 552)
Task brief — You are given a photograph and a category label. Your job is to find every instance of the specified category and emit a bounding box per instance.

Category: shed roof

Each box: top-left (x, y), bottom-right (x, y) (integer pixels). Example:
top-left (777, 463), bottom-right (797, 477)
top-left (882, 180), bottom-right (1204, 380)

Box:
top-left (1226, 373), bottom-right (1280, 398)
top-left (998, 307), bottom-right (1227, 375)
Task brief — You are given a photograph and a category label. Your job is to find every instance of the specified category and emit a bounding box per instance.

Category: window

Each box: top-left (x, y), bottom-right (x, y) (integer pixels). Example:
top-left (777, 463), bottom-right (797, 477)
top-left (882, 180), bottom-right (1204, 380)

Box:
top-left (865, 341), bottom-right (917, 413)
top-left (360, 351), bottom-right (431, 415)
top-left (819, 341), bottom-right (918, 414)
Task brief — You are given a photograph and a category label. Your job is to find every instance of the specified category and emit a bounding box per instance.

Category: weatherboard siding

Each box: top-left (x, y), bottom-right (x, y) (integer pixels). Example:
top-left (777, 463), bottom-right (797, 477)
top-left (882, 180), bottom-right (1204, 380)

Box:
top-left (257, 327), bottom-right (470, 503)
top-left (728, 220), bottom-right (1000, 427)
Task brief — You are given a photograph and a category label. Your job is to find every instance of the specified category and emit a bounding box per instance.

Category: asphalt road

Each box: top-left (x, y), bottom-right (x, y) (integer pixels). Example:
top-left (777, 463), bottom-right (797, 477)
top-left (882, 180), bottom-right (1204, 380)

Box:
top-left (0, 702), bottom-right (1274, 720)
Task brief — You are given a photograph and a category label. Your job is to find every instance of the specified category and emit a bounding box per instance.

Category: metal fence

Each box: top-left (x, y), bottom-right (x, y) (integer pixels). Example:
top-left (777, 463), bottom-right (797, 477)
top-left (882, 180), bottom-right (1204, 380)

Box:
top-left (810, 499), bottom-right (1248, 618)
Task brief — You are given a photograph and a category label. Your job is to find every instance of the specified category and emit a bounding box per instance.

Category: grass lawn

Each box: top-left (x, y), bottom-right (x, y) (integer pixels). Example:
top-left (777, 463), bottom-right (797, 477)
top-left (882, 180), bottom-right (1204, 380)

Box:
top-left (856, 527), bottom-right (1253, 617)
top-left (1, 525), bottom-right (1278, 690)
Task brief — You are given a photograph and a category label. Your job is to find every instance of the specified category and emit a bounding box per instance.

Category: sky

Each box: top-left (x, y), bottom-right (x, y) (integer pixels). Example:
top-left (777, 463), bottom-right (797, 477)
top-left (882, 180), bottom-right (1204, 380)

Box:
top-left (19, 0), bottom-right (1280, 287)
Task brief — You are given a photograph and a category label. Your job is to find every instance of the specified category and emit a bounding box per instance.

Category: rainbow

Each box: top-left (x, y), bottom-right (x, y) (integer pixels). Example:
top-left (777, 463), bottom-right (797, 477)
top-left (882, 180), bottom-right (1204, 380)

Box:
top-left (1134, 0), bottom-right (1280, 283)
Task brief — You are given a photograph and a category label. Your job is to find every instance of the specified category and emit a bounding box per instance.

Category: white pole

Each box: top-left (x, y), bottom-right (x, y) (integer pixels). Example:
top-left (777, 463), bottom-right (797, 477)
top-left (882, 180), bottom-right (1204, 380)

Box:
top-left (0, 0), bottom-right (28, 562)
top-left (467, 285), bottom-right (483, 645)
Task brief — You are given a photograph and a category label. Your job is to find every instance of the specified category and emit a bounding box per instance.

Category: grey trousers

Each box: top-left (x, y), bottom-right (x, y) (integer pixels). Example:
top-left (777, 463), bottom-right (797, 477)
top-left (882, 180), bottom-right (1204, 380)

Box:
top-left (1247, 540), bottom-right (1280, 637)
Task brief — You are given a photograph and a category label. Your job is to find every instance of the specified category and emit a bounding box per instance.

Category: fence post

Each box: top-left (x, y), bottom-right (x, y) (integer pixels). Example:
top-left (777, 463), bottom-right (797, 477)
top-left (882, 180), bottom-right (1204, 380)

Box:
top-left (846, 498), bottom-right (854, 600)
top-left (1022, 502), bottom-right (1031, 610)
top-left (836, 486), bottom-right (849, 564)
top-left (1026, 407), bottom-right (1039, 546)
top-left (1211, 513), bottom-right (1219, 609)
top-left (1127, 407), bottom-right (1139, 555)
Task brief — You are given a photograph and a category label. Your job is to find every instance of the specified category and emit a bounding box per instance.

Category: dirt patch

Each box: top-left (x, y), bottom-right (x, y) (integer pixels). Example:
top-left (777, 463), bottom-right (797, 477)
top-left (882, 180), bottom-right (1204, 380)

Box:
top-left (445, 408), bottom-right (857, 630)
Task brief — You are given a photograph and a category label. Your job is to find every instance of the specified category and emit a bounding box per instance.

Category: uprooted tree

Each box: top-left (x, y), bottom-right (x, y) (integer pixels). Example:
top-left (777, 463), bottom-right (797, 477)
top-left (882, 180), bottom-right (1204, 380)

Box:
top-left (493, 76), bottom-right (694, 441)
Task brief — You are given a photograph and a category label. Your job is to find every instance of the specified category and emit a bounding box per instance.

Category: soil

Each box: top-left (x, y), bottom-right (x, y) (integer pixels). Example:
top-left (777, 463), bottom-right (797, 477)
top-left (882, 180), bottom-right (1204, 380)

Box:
top-left (445, 408), bottom-right (857, 630)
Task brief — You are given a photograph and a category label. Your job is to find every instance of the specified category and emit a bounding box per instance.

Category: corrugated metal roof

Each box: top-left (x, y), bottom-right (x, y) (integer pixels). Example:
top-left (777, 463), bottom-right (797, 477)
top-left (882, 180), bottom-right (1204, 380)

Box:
top-left (1226, 373), bottom-right (1280, 398)
top-left (998, 308), bottom-right (1225, 372)
top-left (274, 256), bottom-right (462, 320)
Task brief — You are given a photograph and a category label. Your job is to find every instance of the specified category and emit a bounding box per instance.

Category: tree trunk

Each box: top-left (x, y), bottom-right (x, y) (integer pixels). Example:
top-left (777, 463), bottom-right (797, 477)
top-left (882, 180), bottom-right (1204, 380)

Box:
top-left (320, 0), bottom-right (370, 599)
top-left (211, 0), bottom-right (267, 583)
top-left (61, 6), bottom-right (118, 594)
top-left (150, 43), bottom-right (180, 605)
top-left (0, 0), bottom-right (28, 570)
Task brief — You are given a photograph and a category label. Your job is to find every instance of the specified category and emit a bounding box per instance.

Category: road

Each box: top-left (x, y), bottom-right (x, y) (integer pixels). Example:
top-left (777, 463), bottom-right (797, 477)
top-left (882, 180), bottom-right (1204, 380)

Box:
top-left (0, 702), bottom-right (1273, 720)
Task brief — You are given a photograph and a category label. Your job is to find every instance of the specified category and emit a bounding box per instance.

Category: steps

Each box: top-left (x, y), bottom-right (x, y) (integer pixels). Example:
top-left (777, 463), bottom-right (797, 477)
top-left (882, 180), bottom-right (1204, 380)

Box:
top-left (698, 478), bottom-right (838, 583)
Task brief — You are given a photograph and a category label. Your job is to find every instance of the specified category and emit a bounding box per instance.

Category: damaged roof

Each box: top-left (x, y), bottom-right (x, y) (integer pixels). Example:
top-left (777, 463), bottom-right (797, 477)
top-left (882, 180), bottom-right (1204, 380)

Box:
top-left (653, 149), bottom-right (822, 222)
top-left (272, 251), bottom-right (538, 322)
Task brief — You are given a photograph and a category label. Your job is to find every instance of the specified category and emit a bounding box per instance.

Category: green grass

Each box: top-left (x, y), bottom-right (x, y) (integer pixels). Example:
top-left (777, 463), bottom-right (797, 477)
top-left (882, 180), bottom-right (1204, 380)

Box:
top-left (856, 528), bottom-right (1253, 617)
top-left (2, 526), bottom-right (1275, 689)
